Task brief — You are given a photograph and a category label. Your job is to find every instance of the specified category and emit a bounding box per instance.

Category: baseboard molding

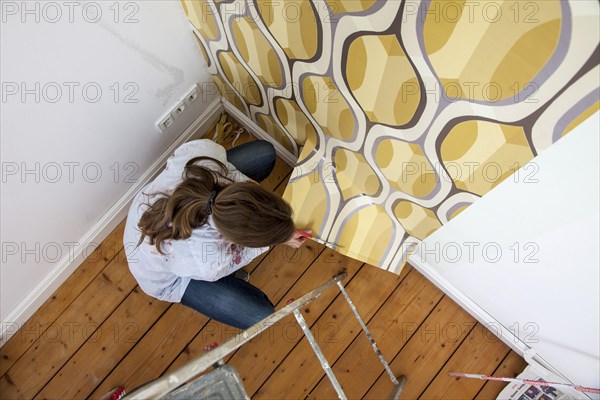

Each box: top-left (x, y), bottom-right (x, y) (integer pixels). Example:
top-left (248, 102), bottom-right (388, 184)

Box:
top-left (222, 100), bottom-right (298, 167)
top-left (0, 97), bottom-right (224, 346)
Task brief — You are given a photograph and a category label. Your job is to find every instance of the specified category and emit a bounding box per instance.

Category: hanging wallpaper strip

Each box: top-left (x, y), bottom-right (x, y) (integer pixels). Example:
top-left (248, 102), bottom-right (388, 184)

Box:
top-left (181, 0), bottom-right (600, 274)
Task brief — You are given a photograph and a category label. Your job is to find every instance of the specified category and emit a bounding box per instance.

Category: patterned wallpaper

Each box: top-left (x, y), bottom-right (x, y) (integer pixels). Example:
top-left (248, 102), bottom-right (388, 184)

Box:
top-left (181, 0), bottom-right (599, 273)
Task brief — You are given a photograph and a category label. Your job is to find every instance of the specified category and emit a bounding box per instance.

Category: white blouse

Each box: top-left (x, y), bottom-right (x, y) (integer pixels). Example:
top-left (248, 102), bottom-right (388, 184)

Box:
top-left (123, 139), bottom-right (269, 302)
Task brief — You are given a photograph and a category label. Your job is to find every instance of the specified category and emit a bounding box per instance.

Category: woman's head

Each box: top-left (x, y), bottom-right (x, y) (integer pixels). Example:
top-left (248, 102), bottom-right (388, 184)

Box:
top-left (211, 181), bottom-right (294, 247)
top-left (137, 156), bottom-right (294, 254)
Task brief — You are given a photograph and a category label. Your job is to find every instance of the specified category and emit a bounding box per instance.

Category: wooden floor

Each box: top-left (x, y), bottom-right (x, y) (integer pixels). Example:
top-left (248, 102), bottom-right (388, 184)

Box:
top-left (0, 126), bottom-right (527, 400)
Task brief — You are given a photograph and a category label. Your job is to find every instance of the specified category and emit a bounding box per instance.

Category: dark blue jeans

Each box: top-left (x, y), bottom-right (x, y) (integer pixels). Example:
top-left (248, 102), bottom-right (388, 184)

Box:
top-left (180, 140), bottom-right (277, 329)
top-left (225, 139), bottom-right (277, 183)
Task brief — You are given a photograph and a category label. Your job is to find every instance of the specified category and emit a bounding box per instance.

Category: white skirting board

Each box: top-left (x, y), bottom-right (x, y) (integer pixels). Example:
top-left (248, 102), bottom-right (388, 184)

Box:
top-left (0, 97), bottom-right (224, 346)
top-left (222, 100), bottom-right (299, 167)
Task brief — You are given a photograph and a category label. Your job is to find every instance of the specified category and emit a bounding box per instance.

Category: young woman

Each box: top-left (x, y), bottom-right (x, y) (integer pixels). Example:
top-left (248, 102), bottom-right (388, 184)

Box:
top-left (123, 139), bottom-right (308, 329)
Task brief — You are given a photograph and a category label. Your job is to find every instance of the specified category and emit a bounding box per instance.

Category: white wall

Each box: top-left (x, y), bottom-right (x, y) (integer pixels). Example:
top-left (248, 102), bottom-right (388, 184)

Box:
top-left (411, 113), bottom-right (600, 394)
top-left (0, 1), bottom-right (218, 328)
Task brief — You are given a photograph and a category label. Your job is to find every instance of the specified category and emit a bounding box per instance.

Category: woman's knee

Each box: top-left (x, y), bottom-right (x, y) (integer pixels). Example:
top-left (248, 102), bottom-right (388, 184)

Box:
top-left (248, 141), bottom-right (276, 182)
top-left (255, 140), bottom-right (276, 165)
top-left (240, 302), bottom-right (275, 329)
top-left (257, 301), bottom-right (275, 319)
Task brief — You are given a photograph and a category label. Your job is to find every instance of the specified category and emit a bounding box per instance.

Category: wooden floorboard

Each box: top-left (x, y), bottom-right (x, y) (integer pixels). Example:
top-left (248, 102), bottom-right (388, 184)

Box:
top-left (35, 286), bottom-right (168, 400)
top-left (364, 294), bottom-right (478, 399)
top-left (474, 351), bottom-right (528, 400)
top-left (0, 221), bottom-right (126, 377)
top-left (308, 267), bottom-right (443, 400)
top-left (89, 303), bottom-right (208, 399)
top-left (253, 264), bottom-right (403, 399)
top-left (1, 249), bottom-right (137, 400)
top-left (419, 323), bottom-right (511, 399)
top-left (0, 122), bottom-right (526, 399)
top-left (231, 247), bottom-right (365, 397)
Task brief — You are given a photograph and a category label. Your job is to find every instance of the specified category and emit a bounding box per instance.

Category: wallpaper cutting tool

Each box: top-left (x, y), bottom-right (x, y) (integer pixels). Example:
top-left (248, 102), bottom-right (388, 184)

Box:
top-left (295, 229), bottom-right (342, 249)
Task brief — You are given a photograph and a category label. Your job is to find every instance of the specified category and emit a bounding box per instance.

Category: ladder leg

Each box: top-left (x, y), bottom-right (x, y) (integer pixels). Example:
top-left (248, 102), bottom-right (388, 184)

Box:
top-left (336, 281), bottom-right (401, 386)
top-left (391, 375), bottom-right (407, 400)
top-left (292, 309), bottom-right (348, 400)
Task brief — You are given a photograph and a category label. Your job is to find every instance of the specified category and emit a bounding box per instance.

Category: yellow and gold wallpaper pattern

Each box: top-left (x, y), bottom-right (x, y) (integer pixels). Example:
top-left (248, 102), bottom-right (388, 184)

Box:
top-left (181, 0), bottom-right (600, 273)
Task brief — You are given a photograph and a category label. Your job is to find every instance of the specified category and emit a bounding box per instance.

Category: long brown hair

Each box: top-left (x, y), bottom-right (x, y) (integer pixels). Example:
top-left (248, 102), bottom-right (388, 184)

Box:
top-left (137, 156), bottom-right (295, 254)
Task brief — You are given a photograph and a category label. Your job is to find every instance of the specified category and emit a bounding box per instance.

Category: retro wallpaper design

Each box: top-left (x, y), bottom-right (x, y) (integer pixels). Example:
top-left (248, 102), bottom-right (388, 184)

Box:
top-left (181, 0), bottom-right (600, 273)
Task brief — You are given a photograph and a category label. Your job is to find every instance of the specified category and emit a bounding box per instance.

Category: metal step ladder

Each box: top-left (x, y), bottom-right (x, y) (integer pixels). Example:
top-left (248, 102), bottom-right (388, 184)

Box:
top-left (121, 273), bottom-right (406, 400)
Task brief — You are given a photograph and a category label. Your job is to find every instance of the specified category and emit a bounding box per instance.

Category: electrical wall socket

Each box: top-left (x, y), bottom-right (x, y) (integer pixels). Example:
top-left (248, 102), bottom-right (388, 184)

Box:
top-left (185, 86), bottom-right (199, 104)
top-left (158, 114), bottom-right (175, 131)
top-left (156, 83), bottom-right (202, 133)
top-left (172, 101), bottom-right (186, 117)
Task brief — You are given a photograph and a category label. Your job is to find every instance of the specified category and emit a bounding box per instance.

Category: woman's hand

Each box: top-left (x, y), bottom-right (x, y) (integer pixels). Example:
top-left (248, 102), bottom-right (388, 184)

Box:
top-left (284, 230), bottom-right (312, 248)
